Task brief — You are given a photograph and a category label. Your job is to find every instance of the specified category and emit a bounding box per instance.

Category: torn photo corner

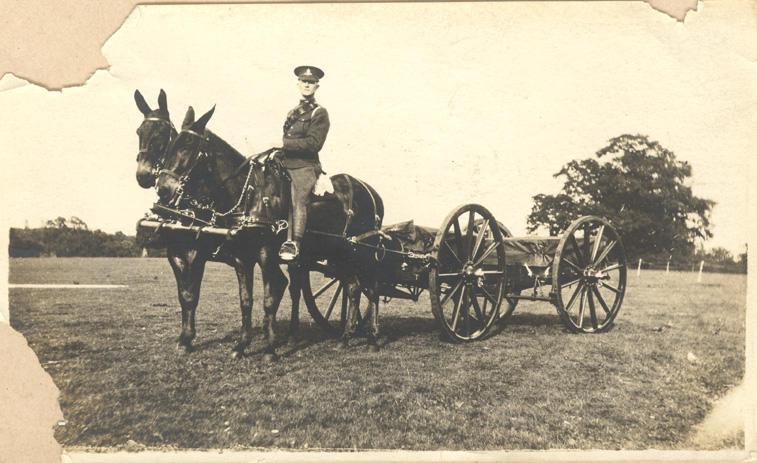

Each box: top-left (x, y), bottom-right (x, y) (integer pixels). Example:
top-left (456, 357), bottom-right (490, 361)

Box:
top-left (1, 1), bottom-right (756, 462)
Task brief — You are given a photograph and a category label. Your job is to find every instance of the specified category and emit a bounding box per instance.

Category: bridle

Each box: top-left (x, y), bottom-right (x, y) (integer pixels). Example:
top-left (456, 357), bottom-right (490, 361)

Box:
top-left (137, 116), bottom-right (176, 176)
top-left (157, 128), bottom-right (211, 208)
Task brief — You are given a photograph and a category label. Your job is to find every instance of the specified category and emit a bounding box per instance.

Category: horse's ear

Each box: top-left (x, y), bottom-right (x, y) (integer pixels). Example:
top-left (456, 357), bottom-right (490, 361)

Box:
top-left (134, 89), bottom-right (151, 115)
top-left (182, 106), bottom-right (195, 130)
top-left (157, 89), bottom-right (168, 113)
top-left (191, 105), bottom-right (215, 132)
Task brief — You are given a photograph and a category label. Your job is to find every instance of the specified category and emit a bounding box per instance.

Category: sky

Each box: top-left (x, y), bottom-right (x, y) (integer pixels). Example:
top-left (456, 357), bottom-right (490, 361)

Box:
top-left (0, 1), bottom-right (755, 256)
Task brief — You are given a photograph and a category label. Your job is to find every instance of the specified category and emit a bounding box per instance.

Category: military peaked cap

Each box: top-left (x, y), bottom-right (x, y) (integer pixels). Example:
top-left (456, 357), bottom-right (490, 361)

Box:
top-left (294, 66), bottom-right (325, 82)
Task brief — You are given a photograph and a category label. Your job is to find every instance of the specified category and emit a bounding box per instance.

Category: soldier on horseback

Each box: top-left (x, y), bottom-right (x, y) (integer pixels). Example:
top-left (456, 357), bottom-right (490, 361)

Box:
top-left (276, 65), bottom-right (330, 262)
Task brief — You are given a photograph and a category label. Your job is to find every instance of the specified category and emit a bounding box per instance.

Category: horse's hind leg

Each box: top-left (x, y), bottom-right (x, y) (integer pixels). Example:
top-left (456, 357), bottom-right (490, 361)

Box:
top-left (168, 246), bottom-right (207, 353)
top-left (363, 282), bottom-right (381, 352)
top-left (231, 258), bottom-right (254, 359)
top-left (286, 264), bottom-right (303, 345)
top-left (338, 277), bottom-right (361, 349)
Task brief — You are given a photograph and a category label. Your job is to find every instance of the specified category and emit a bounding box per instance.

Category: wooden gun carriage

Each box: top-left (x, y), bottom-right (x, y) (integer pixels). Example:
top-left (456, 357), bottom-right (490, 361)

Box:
top-left (138, 201), bottom-right (627, 342)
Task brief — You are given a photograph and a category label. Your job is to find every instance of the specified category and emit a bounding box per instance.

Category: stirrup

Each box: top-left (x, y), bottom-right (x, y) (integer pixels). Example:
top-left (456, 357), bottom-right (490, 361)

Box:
top-left (278, 240), bottom-right (299, 262)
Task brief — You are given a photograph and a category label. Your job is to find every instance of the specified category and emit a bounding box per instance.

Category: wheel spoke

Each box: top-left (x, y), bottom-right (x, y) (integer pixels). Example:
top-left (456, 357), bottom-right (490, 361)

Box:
top-left (474, 241), bottom-right (499, 266)
top-left (599, 262), bottom-right (623, 273)
top-left (470, 292), bottom-right (485, 322)
top-left (313, 277), bottom-right (339, 298)
top-left (443, 240), bottom-right (463, 266)
top-left (582, 223), bottom-right (591, 264)
top-left (563, 281), bottom-right (584, 313)
top-left (462, 289), bottom-right (472, 335)
top-left (471, 218), bottom-right (489, 261)
top-left (441, 278), bottom-right (464, 307)
top-left (438, 272), bottom-right (463, 279)
top-left (324, 281), bottom-right (343, 320)
top-left (587, 288), bottom-right (598, 330)
top-left (562, 257), bottom-right (583, 273)
top-left (591, 225), bottom-right (605, 262)
top-left (451, 285), bottom-right (467, 331)
top-left (482, 270), bottom-right (505, 277)
top-left (592, 286), bottom-right (612, 315)
top-left (479, 285), bottom-right (499, 307)
top-left (452, 220), bottom-right (465, 261)
top-left (599, 281), bottom-right (621, 294)
top-left (576, 288), bottom-right (586, 328)
top-left (561, 277), bottom-right (582, 289)
top-left (592, 240), bottom-right (617, 267)
top-left (569, 235), bottom-right (584, 266)
top-left (466, 211), bottom-right (476, 260)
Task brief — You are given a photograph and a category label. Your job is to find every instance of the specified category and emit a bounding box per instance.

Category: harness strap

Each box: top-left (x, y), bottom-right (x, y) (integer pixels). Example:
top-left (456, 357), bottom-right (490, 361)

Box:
top-left (339, 174), bottom-right (355, 237)
top-left (352, 176), bottom-right (381, 229)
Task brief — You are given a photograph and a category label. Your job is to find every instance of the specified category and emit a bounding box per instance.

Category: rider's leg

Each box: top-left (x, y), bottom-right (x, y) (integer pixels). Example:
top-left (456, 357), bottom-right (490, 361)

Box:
top-left (280, 166), bottom-right (317, 260)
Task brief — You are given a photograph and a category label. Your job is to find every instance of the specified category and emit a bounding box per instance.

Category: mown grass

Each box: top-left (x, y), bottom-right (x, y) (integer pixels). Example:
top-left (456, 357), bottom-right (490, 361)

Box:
top-left (9, 258), bottom-right (745, 450)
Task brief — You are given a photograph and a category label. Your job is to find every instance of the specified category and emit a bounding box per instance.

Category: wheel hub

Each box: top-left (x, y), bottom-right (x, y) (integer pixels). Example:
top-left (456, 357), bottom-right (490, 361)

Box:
top-left (582, 266), bottom-right (609, 285)
top-left (463, 263), bottom-right (485, 287)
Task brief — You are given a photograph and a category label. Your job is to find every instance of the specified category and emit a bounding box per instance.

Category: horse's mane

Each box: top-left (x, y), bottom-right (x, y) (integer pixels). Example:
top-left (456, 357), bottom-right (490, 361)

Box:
top-left (205, 129), bottom-right (247, 167)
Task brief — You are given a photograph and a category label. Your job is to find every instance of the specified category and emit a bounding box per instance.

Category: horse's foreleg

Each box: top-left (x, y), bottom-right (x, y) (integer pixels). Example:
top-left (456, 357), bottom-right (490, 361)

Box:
top-left (260, 248), bottom-right (288, 361)
top-left (287, 264), bottom-right (303, 345)
top-left (232, 258), bottom-right (254, 359)
top-left (168, 247), bottom-right (206, 353)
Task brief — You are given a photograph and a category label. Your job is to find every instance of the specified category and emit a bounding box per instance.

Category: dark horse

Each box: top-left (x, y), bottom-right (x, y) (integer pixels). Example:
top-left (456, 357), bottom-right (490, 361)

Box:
top-left (135, 91), bottom-right (258, 357)
top-left (134, 89), bottom-right (176, 188)
top-left (156, 106), bottom-right (385, 359)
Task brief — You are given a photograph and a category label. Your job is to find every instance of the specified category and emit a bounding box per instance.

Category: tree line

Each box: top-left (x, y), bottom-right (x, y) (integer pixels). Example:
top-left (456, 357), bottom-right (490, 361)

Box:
top-left (9, 216), bottom-right (164, 258)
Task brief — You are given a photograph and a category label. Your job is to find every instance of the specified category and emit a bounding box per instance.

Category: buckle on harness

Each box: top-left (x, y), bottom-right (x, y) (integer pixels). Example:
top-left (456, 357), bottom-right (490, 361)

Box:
top-left (274, 219), bottom-right (289, 235)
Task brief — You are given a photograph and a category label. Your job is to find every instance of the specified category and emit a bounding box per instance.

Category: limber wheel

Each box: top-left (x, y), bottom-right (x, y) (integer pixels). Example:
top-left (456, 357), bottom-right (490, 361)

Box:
top-left (301, 268), bottom-right (362, 336)
top-left (429, 204), bottom-right (507, 342)
top-left (552, 216), bottom-right (627, 333)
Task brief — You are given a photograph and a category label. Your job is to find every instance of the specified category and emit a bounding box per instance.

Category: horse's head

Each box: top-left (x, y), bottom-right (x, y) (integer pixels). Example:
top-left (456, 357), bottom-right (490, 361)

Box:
top-left (156, 105), bottom-right (215, 206)
top-left (245, 157), bottom-right (290, 225)
top-left (134, 89), bottom-right (175, 188)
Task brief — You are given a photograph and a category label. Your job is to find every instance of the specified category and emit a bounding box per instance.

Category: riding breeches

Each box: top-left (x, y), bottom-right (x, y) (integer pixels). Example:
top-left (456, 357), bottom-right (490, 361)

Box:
top-left (288, 165), bottom-right (318, 241)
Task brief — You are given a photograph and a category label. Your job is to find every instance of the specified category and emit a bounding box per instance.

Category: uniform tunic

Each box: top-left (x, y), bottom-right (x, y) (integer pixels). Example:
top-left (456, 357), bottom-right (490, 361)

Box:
top-left (281, 97), bottom-right (330, 169)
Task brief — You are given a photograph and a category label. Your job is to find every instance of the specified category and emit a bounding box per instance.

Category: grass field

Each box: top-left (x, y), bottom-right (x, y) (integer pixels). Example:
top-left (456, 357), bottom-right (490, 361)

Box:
top-left (9, 257), bottom-right (746, 451)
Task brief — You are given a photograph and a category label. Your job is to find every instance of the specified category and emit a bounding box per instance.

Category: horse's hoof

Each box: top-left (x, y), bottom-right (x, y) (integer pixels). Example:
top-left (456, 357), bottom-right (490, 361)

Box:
top-left (231, 350), bottom-right (244, 360)
top-left (368, 343), bottom-right (380, 353)
top-left (334, 341), bottom-right (348, 351)
top-left (176, 340), bottom-right (192, 352)
top-left (262, 352), bottom-right (278, 363)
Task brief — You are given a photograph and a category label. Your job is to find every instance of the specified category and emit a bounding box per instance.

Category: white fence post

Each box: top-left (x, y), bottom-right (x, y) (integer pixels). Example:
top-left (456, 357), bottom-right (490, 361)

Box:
top-left (697, 260), bottom-right (704, 283)
top-left (637, 258), bottom-right (642, 277)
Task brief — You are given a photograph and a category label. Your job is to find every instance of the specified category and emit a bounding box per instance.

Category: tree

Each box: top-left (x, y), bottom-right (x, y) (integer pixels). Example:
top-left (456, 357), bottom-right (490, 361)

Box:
top-left (527, 134), bottom-right (715, 260)
top-left (737, 244), bottom-right (747, 273)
